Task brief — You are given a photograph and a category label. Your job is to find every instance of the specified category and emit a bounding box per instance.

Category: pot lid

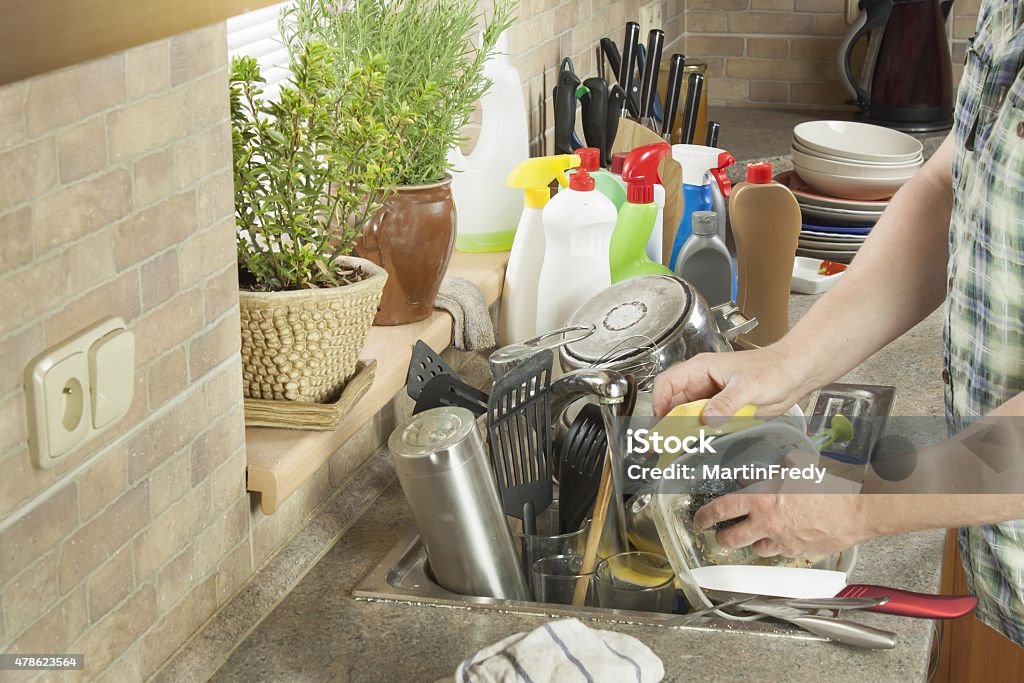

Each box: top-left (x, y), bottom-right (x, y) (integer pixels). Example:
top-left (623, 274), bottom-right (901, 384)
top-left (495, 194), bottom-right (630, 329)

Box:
top-left (563, 276), bottom-right (692, 363)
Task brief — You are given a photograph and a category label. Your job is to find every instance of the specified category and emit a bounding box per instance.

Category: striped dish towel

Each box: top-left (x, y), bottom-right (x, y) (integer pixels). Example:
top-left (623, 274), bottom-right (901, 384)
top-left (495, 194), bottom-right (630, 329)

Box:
top-left (454, 618), bottom-right (664, 683)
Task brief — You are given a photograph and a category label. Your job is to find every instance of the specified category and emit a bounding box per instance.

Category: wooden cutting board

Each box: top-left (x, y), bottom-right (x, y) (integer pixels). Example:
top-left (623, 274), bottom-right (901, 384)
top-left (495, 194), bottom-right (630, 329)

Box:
top-left (610, 118), bottom-right (683, 265)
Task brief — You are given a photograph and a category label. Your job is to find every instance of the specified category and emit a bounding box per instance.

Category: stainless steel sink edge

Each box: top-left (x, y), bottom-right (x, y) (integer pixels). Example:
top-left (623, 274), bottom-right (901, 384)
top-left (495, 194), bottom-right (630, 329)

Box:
top-left (353, 529), bottom-right (818, 640)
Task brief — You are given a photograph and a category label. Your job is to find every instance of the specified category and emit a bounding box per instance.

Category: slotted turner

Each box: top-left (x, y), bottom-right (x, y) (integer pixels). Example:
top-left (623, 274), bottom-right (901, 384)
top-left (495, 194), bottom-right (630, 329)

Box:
top-left (557, 404), bottom-right (608, 534)
top-left (414, 374), bottom-right (488, 417)
top-left (406, 340), bottom-right (459, 401)
top-left (486, 350), bottom-right (554, 536)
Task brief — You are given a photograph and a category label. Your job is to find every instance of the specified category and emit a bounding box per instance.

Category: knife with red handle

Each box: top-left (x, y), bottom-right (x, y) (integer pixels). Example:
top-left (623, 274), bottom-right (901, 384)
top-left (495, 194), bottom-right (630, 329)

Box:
top-left (836, 584), bottom-right (977, 619)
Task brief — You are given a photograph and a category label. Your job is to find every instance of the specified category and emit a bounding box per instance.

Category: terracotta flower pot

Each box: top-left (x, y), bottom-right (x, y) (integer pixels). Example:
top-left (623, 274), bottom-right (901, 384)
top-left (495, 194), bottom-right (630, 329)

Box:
top-left (360, 176), bottom-right (456, 325)
top-left (238, 256), bottom-right (387, 403)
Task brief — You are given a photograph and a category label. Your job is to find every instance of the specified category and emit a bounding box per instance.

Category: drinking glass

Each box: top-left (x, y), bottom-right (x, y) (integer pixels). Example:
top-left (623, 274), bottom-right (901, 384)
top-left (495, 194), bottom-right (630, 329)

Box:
top-left (515, 505), bottom-right (590, 595)
top-left (594, 551), bottom-right (675, 613)
top-left (532, 554), bottom-right (594, 605)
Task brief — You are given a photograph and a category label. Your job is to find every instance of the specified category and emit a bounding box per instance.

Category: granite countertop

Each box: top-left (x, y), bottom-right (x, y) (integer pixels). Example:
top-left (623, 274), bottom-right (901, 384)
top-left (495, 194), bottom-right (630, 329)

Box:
top-left (212, 108), bottom-right (949, 682)
top-left (213, 306), bottom-right (948, 683)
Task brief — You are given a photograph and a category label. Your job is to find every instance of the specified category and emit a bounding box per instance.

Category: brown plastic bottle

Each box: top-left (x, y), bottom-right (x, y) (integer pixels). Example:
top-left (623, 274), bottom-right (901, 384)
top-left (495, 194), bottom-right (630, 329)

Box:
top-left (729, 161), bottom-right (801, 347)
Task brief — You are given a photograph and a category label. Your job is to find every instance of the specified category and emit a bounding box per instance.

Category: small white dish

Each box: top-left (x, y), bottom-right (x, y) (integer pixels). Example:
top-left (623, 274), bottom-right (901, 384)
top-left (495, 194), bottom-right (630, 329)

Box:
top-left (794, 120), bottom-right (923, 163)
top-left (792, 256), bottom-right (844, 295)
top-left (792, 139), bottom-right (922, 167)
top-left (792, 147), bottom-right (922, 179)
top-left (794, 164), bottom-right (913, 201)
top-left (691, 565), bottom-right (849, 600)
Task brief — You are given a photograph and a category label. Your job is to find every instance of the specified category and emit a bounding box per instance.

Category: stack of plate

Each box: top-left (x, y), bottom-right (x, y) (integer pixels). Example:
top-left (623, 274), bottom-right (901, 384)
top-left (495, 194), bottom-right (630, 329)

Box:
top-left (776, 121), bottom-right (924, 264)
top-left (791, 121), bottom-right (924, 201)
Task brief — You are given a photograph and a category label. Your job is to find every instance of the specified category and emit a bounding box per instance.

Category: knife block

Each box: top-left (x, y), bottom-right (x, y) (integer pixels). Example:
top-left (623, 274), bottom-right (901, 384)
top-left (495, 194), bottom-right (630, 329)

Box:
top-left (611, 118), bottom-right (683, 266)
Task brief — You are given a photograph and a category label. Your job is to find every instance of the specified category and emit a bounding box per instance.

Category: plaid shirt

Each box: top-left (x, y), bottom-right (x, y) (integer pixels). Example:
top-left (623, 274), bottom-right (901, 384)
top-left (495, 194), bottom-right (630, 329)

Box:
top-left (945, 0), bottom-right (1024, 646)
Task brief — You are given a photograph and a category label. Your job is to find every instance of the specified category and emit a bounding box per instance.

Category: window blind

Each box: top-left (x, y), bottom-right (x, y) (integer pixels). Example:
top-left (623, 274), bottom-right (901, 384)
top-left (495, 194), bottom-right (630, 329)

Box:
top-left (226, 2), bottom-right (292, 99)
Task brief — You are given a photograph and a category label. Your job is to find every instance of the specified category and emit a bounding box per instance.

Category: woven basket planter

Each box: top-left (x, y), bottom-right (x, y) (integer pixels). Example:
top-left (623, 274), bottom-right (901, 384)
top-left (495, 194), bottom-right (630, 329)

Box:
top-left (239, 256), bottom-right (387, 403)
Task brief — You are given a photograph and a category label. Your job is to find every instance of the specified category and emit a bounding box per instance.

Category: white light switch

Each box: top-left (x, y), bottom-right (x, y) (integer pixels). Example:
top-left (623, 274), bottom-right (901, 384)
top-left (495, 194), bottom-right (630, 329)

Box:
top-left (25, 318), bottom-right (130, 469)
top-left (89, 329), bottom-right (135, 429)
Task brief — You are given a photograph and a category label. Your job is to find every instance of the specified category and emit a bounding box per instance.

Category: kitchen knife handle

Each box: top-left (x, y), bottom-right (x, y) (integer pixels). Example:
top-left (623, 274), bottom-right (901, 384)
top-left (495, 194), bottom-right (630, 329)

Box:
top-left (680, 72), bottom-right (704, 145)
top-left (639, 29), bottom-right (665, 120)
top-left (836, 585), bottom-right (978, 619)
top-left (581, 78), bottom-right (609, 166)
top-left (619, 22), bottom-right (641, 117)
top-left (553, 70), bottom-right (580, 155)
top-left (606, 85), bottom-right (624, 157)
top-left (661, 54), bottom-right (685, 138)
top-left (600, 38), bottom-right (621, 82)
top-left (706, 120), bottom-right (721, 148)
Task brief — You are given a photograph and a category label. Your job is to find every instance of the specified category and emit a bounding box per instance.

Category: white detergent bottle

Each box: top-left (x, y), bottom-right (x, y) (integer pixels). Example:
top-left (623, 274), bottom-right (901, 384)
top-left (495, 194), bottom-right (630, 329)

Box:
top-left (499, 154), bottom-right (580, 344)
top-left (535, 168), bottom-right (618, 335)
top-left (448, 31), bottom-right (529, 253)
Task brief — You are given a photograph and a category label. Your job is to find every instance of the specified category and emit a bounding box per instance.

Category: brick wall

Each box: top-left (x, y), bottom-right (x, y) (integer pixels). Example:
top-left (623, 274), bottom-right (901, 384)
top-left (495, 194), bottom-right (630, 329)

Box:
top-left (0, 24), bottom-right (249, 680)
top-left (488, 0), bottom-right (686, 154)
top-left (683, 0), bottom-right (980, 109)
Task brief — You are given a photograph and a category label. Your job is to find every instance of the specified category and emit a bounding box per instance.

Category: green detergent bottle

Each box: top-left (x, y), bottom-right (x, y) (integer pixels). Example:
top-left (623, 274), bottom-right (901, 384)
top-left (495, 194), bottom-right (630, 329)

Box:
top-left (609, 143), bottom-right (674, 283)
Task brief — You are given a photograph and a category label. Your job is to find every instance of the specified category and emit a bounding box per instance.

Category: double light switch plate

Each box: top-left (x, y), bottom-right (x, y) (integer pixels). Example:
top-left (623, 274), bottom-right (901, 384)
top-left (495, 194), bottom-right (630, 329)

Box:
top-left (24, 317), bottom-right (135, 469)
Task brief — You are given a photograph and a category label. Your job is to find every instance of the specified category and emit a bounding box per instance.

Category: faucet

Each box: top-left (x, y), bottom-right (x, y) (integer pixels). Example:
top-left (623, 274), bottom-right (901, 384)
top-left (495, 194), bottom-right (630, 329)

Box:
top-left (549, 368), bottom-right (630, 423)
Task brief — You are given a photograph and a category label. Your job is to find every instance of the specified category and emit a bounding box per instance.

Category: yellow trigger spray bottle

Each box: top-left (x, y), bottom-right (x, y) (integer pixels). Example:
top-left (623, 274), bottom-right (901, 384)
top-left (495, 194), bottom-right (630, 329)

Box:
top-left (609, 143), bottom-right (674, 283)
top-left (499, 154), bottom-right (580, 344)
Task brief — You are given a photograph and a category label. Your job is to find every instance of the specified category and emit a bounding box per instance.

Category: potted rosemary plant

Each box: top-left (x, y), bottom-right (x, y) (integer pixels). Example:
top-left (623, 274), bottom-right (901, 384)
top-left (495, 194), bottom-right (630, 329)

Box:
top-left (283, 0), bottom-right (516, 325)
top-left (231, 41), bottom-right (403, 402)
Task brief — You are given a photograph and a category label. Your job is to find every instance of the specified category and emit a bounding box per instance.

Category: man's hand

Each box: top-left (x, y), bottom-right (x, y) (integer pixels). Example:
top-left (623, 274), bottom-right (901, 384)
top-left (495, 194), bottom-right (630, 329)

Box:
top-left (652, 343), bottom-right (816, 419)
top-left (693, 492), bottom-right (872, 558)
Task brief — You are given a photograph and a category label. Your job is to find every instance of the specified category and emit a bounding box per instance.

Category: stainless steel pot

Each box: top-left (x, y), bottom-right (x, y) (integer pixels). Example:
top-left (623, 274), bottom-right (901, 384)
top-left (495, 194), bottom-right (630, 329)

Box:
top-left (559, 276), bottom-right (756, 389)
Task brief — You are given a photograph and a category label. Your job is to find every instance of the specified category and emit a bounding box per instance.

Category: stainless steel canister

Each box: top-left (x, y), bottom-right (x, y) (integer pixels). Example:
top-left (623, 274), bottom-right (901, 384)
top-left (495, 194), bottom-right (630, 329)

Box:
top-left (387, 406), bottom-right (529, 600)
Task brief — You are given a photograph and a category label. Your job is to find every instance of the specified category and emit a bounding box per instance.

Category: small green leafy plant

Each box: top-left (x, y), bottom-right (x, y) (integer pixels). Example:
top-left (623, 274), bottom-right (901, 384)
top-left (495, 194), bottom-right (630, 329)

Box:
top-left (283, 0), bottom-right (516, 186)
top-left (231, 41), bottom-right (405, 291)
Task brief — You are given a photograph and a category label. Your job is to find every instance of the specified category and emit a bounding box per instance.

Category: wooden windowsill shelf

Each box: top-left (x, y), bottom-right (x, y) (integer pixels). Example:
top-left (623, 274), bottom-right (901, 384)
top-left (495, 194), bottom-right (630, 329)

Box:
top-left (245, 250), bottom-right (509, 515)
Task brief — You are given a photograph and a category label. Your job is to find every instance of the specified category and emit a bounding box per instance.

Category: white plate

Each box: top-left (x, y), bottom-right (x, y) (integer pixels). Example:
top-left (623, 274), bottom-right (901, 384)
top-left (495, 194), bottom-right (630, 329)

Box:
top-left (776, 171), bottom-right (890, 212)
top-left (792, 147), bottom-right (922, 179)
top-left (800, 205), bottom-right (881, 227)
top-left (691, 565), bottom-right (849, 599)
top-left (799, 237), bottom-right (862, 251)
top-left (794, 120), bottom-right (923, 163)
top-left (794, 164), bottom-right (913, 201)
top-left (792, 140), bottom-right (922, 167)
top-left (798, 248), bottom-right (855, 263)
top-left (792, 256), bottom-right (844, 295)
top-left (801, 230), bottom-right (866, 243)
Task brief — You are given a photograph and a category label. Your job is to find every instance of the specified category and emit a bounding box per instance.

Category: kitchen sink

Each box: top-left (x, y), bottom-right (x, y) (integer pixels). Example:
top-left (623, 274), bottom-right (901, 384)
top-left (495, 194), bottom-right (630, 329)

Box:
top-left (353, 528), bottom-right (819, 640)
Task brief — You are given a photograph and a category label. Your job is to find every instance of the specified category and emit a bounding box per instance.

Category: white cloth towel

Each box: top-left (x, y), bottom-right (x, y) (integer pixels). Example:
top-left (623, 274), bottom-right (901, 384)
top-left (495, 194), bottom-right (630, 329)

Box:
top-left (453, 618), bottom-right (664, 683)
top-left (434, 276), bottom-right (496, 352)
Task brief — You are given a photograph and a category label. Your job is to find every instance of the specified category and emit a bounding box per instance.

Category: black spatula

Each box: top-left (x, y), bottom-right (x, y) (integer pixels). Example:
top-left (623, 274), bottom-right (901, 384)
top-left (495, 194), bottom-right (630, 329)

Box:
top-left (414, 374), bottom-right (488, 417)
top-left (486, 350), bottom-right (554, 537)
top-left (406, 340), bottom-right (458, 401)
top-left (557, 404), bottom-right (608, 534)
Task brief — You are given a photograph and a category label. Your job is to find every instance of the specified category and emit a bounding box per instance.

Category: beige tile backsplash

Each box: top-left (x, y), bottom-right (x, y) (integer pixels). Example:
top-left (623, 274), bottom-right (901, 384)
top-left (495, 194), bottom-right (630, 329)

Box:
top-left (0, 23), bottom-right (247, 680)
top-left (683, 0), bottom-right (979, 109)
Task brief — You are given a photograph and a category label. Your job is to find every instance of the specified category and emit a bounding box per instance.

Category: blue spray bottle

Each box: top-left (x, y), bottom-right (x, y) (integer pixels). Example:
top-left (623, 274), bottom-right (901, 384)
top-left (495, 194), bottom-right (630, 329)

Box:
top-left (668, 145), bottom-right (735, 289)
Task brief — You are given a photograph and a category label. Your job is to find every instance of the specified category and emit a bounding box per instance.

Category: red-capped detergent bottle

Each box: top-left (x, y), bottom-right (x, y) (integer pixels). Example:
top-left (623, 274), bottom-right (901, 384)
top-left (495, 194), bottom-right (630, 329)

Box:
top-left (535, 167), bottom-right (618, 334)
top-left (730, 161), bottom-right (801, 347)
top-left (564, 147), bottom-right (627, 209)
top-left (609, 143), bottom-right (674, 283)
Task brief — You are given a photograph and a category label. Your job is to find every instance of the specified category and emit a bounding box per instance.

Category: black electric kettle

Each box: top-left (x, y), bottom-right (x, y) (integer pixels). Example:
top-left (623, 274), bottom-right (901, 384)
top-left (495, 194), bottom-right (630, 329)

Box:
top-left (838, 0), bottom-right (954, 132)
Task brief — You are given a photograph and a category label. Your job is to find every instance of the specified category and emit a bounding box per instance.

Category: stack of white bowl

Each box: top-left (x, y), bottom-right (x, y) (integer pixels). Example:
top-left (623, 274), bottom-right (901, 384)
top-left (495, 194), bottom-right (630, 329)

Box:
top-left (791, 121), bottom-right (924, 201)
